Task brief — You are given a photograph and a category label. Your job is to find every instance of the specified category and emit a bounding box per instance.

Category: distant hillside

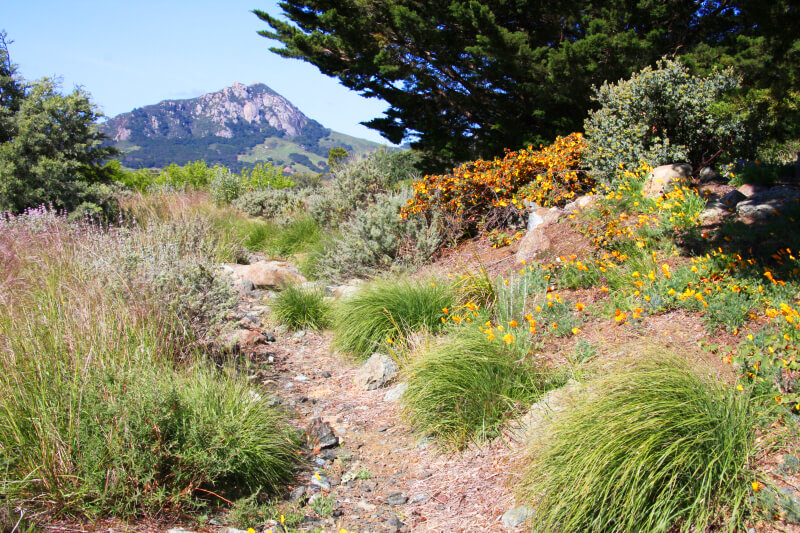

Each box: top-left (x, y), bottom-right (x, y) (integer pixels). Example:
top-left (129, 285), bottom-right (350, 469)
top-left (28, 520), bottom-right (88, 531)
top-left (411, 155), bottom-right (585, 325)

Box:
top-left (100, 82), bottom-right (383, 173)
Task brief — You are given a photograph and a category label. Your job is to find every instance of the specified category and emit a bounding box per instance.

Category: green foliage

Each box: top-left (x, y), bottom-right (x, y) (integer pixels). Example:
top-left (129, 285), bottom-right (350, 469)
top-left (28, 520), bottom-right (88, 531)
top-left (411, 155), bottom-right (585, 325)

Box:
top-left (333, 278), bottom-right (453, 360)
top-left (729, 161), bottom-right (784, 187)
top-left (309, 493), bottom-right (335, 518)
top-left (402, 327), bottom-right (547, 449)
top-left (327, 146), bottom-right (349, 169)
top-left (520, 354), bottom-right (763, 533)
top-left (0, 38), bottom-right (118, 216)
top-left (585, 58), bottom-right (745, 184)
top-left (208, 162), bottom-right (294, 206)
top-left (0, 209), bottom-right (300, 518)
top-left (257, 2), bottom-right (799, 171)
top-left (268, 215), bottom-right (322, 257)
top-left (271, 284), bottom-right (331, 331)
top-left (308, 149), bottom-right (408, 227)
top-left (312, 187), bottom-right (442, 281)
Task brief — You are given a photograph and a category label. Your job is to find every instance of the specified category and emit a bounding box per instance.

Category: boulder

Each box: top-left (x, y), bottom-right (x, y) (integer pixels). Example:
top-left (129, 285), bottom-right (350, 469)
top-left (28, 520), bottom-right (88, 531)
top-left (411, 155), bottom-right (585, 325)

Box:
top-left (508, 379), bottom-right (582, 443)
top-left (307, 418), bottom-right (339, 449)
top-left (353, 353), bottom-right (398, 390)
top-left (221, 260), bottom-right (306, 288)
top-left (643, 163), bottom-right (692, 198)
top-left (216, 328), bottom-right (266, 352)
top-left (528, 206), bottom-right (562, 230)
top-left (737, 183), bottom-right (768, 197)
top-left (736, 186), bottom-right (800, 220)
top-left (715, 190), bottom-right (747, 210)
top-left (563, 194), bottom-right (597, 213)
top-left (516, 227), bottom-right (551, 264)
top-left (698, 166), bottom-right (718, 182)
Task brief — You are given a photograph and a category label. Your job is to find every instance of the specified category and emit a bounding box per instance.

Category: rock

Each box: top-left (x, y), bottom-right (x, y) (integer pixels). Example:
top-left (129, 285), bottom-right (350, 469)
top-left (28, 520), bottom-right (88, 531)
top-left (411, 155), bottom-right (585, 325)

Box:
top-left (307, 418), bottom-right (339, 449)
top-left (383, 382), bottom-right (408, 403)
top-left (264, 332), bottom-right (276, 343)
top-left (310, 473), bottom-right (331, 491)
top-left (386, 515), bottom-right (405, 530)
top-left (528, 206), bottom-right (562, 230)
top-left (219, 528), bottom-right (249, 533)
top-left (217, 328), bottom-right (266, 352)
top-left (737, 183), bottom-right (768, 197)
top-left (221, 260), bottom-right (306, 289)
top-left (290, 485), bottom-right (307, 502)
top-left (502, 506), bottom-right (536, 528)
top-left (698, 206), bottom-right (728, 223)
top-left (699, 166), bottom-right (718, 182)
top-left (353, 353), bottom-right (398, 391)
top-left (516, 227), bottom-right (551, 264)
top-left (356, 500), bottom-right (377, 512)
top-left (321, 371), bottom-right (332, 378)
top-left (166, 529), bottom-right (197, 533)
top-left (237, 278), bottom-right (256, 298)
top-left (331, 279), bottom-right (364, 299)
top-left (715, 190), bottom-right (748, 210)
top-left (409, 492), bottom-right (430, 504)
top-left (736, 186), bottom-right (800, 219)
top-left (294, 374), bottom-right (310, 382)
top-left (643, 163), bottom-right (692, 198)
top-left (509, 379), bottom-right (582, 443)
top-left (563, 194), bottom-right (596, 213)
top-left (385, 492), bottom-right (408, 506)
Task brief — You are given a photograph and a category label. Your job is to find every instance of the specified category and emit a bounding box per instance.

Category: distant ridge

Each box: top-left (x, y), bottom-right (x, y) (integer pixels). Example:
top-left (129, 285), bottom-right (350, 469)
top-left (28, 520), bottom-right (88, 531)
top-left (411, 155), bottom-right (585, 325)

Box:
top-left (100, 82), bottom-right (382, 173)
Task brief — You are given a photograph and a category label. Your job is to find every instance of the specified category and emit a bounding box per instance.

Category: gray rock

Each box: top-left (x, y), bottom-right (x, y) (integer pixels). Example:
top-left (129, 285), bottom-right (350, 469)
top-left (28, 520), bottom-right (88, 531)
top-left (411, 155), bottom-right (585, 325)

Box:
top-left (516, 227), bottom-right (551, 264)
top-left (528, 206), bottom-right (562, 230)
top-left (736, 185), bottom-right (800, 219)
top-left (353, 353), bottom-right (398, 390)
top-left (290, 485), bottom-right (306, 502)
top-left (383, 382), bottom-right (408, 403)
top-left (563, 194), bottom-right (596, 213)
top-left (216, 328), bottom-right (266, 352)
top-left (307, 418), bottom-right (339, 449)
top-left (386, 492), bottom-right (408, 506)
top-left (166, 529), bottom-right (198, 533)
top-left (310, 473), bottom-right (331, 491)
top-left (386, 515), bottom-right (405, 529)
top-left (509, 379), bottom-right (583, 443)
top-left (321, 371), bottom-right (332, 378)
top-left (699, 166), bottom-right (718, 182)
top-left (409, 492), bottom-right (430, 504)
top-left (716, 190), bottom-right (747, 210)
top-left (219, 528), bottom-right (249, 533)
top-left (643, 163), bottom-right (692, 198)
top-left (238, 278), bottom-right (256, 297)
top-left (294, 373), bottom-right (310, 382)
top-left (502, 505), bottom-right (536, 528)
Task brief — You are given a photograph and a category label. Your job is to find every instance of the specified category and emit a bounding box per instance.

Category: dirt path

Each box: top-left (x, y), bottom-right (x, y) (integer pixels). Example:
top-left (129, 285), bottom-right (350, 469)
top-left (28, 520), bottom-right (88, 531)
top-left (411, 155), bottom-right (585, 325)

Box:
top-left (252, 329), bottom-right (527, 533)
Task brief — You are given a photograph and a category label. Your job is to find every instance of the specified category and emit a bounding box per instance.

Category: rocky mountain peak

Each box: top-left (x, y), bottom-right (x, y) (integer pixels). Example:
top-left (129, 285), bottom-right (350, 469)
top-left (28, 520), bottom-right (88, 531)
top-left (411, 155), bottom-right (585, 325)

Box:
top-left (102, 82), bottom-right (309, 142)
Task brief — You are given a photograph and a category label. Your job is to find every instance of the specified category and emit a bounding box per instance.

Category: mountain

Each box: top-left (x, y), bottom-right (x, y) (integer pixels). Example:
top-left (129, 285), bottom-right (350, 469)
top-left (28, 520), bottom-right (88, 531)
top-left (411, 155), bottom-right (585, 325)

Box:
top-left (100, 82), bottom-right (383, 173)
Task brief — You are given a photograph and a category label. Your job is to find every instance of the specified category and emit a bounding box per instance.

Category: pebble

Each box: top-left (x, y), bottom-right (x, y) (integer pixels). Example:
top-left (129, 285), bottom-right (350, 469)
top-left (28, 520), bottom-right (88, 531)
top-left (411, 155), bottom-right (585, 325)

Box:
top-left (386, 514), bottom-right (405, 530)
top-left (409, 492), bottom-right (429, 504)
top-left (294, 374), bottom-right (310, 382)
top-left (321, 371), bottom-right (332, 378)
top-left (385, 492), bottom-right (408, 506)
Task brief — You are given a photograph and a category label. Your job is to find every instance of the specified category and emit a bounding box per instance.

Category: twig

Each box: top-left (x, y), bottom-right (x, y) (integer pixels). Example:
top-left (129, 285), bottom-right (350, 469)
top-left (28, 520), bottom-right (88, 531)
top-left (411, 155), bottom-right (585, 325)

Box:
top-left (193, 487), bottom-right (233, 505)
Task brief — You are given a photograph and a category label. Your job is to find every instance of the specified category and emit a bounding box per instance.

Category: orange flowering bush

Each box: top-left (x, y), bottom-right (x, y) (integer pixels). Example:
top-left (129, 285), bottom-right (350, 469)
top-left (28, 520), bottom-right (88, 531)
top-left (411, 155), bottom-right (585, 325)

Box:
top-left (402, 133), bottom-right (592, 233)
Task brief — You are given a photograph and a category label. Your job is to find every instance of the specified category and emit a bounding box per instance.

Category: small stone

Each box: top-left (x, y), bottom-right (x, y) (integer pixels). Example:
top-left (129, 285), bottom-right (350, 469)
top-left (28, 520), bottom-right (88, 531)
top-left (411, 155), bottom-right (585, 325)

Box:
top-left (294, 374), bottom-right (310, 382)
top-left (166, 529), bottom-right (198, 533)
top-left (386, 515), bottom-right (405, 529)
top-left (292, 330), bottom-right (307, 340)
top-left (290, 485), bottom-right (306, 502)
top-left (321, 371), bottom-right (332, 378)
top-left (356, 500), bottom-right (377, 512)
top-left (219, 528), bottom-right (249, 533)
top-left (264, 333), bottom-right (276, 342)
top-left (386, 492), bottom-right (408, 506)
top-left (307, 418), bottom-right (339, 449)
top-left (383, 382), bottom-right (408, 403)
top-left (502, 505), bottom-right (536, 528)
top-left (409, 492), bottom-right (429, 504)
top-left (310, 473), bottom-right (331, 491)
top-left (378, 425), bottom-right (390, 432)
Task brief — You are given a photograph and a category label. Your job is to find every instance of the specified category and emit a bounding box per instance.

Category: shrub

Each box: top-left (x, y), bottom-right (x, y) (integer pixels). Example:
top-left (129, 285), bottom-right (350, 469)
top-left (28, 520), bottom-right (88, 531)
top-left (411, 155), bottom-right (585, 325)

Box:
top-left (402, 133), bottom-right (590, 235)
top-left (585, 58), bottom-right (745, 184)
top-left (333, 278), bottom-right (453, 360)
top-left (233, 187), bottom-right (302, 219)
top-left (210, 166), bottom-right (246, 205)
top-left (520, 354), bottom-right (764, 533)
top-left (270, 284), bottom-right (331, 330)
top-left (312, 188), bottom-right (442, 281)
top-left (402, 327), bottom-right (547, 449)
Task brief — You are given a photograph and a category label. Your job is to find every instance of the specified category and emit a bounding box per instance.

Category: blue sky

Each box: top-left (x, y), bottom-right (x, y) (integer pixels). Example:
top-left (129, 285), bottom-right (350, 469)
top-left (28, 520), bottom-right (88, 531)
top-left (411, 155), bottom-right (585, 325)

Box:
top-left (3, 1), bottom-right (392, 144)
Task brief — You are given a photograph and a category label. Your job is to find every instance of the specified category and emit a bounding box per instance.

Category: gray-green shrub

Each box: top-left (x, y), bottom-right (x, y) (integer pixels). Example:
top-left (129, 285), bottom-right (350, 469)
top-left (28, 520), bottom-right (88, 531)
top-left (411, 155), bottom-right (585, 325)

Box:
top-left (313, 187), bottom-right (441, 281)
top-left (585, 58), bottom-right (745, 184)
top-left (233, 187), bottom-right (303, 219)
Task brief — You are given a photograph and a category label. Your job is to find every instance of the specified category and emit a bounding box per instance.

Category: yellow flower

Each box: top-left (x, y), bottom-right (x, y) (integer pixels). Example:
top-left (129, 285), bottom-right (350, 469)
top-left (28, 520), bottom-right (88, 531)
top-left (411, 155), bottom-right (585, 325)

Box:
top-left (575, 302), bottom-right (585, 311)
top-left (571, 327), bottom-right (580, 335)
top-left (442, 307), bottom-right (449, 314)
top-left (509, 320), bottom-right (518, 327)
top-left (503, 333), bottom-right (514, 344)
top-left (751, 481), bottom-right (762, 492)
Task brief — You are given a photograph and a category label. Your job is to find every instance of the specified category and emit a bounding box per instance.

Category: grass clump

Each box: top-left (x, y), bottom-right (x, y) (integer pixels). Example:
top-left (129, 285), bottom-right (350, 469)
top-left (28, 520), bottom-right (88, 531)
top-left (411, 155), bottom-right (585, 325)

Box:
top-left (333, 278), bottom-right (453, 360)
top-left (271, 284), bottom-right (331, 331)
top-left (520, 354), bottom-right (764, 532)
top-left (268, 215), bottom-right (322, 257)
top-left (402, 327), bottom-right (548, 449)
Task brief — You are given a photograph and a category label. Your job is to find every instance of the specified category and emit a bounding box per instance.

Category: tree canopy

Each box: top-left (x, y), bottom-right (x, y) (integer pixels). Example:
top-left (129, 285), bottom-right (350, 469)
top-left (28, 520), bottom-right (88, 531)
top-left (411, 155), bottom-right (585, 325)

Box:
top-left (255, 1), bottom-right (800, 171)
top-left (0, 33), bottom-right (117, 215)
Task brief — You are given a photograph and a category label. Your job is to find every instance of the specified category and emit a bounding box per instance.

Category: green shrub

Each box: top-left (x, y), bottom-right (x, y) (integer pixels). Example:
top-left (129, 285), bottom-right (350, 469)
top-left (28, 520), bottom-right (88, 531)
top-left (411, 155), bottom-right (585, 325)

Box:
top-left (585, 58), bottom-right (745, 184)
top-left (210, 166), bottom-right (246, 205)
top-left (520, 354), bottom-right (764, 533)
top-left (271, 284), bottom-right (331, 330)
top-left (402, 327), bottom-right (547, 449)
top-left (729, 161), bottom-right (782, 187)
top-left (333, 278), bottom-right (453, 360)
top-left (312, 188), bottom-right (442, 281)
